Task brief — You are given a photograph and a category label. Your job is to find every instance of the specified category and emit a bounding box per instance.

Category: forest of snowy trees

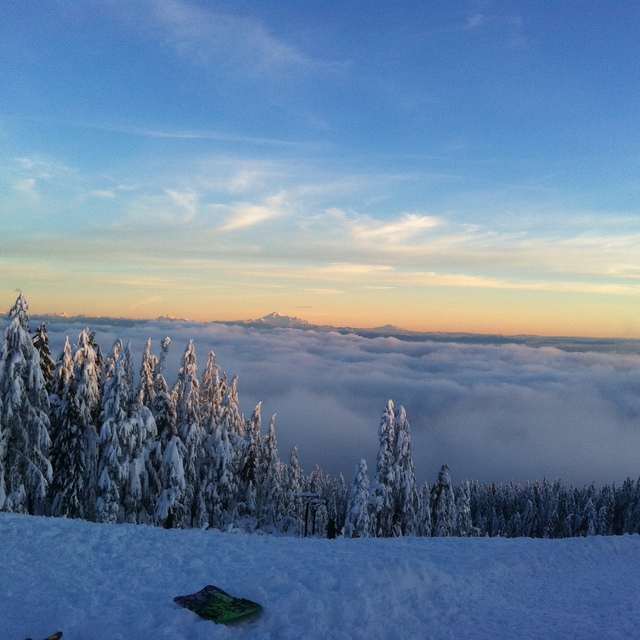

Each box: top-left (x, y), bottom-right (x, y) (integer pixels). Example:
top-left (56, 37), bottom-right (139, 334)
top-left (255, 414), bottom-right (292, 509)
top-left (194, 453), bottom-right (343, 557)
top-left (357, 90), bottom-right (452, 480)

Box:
top-left (2, 292), bottom-right (640, 539)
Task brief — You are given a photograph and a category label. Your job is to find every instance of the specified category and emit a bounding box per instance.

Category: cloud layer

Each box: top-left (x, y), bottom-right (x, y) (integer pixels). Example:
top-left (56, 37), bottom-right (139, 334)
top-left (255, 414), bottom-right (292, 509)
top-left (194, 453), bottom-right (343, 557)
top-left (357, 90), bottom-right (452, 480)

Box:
top-left (38, 318), bottom-right (640, 488)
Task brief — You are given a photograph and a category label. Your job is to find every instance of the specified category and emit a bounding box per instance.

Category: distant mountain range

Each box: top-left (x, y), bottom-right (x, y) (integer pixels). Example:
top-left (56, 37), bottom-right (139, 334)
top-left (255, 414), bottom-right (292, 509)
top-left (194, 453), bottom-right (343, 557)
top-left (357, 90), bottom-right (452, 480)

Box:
top-left (30, 311), bottom-right (640, 355)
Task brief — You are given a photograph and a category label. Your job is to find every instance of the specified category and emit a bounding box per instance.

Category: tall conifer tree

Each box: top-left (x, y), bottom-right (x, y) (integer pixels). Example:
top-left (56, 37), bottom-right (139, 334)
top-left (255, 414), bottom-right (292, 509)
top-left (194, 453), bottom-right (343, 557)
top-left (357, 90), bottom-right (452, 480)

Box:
top-left (0, 293), bottom-right (52, 513)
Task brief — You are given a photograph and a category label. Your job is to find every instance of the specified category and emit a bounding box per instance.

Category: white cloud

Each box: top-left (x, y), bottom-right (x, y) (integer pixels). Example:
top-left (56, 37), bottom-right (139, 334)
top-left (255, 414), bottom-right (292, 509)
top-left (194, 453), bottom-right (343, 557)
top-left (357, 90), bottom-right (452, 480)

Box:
top-left (219, 191), bottom-right (290, 231)
top-left (302, 288), bottom-right (345, 295)
top-left (464, 14), bottom-right (485, 30)
top-left (146, 0), bottom-right (330, 75)
top-left (13, 178), bottom-right (37, 195)
top-left (90, 190), bottom-right (116, 199)
top-left (166, 189), bottom-right (198, 222)
top-left (37, 318), bottom-right (640, 488)
top-left (351, 213), bottom-right (442, 243)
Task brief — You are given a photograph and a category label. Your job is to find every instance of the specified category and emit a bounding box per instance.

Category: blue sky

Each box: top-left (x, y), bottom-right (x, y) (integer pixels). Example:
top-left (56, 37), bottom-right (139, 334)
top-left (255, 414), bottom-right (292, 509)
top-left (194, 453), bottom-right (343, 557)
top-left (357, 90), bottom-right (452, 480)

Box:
top-left (2, 1), bottom-right (640, 336)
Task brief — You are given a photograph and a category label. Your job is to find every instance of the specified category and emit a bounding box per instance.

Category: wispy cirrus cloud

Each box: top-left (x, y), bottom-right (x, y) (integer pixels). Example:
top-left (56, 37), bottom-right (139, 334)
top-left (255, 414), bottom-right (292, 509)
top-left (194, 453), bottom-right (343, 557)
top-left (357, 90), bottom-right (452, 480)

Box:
top-left (350, 212), bottom-right (443, 243)
top-left (218, 191), bottom-right (291, 231)
top-left (165, 189), bottom-right (198, 222)
top-left (144, 0), bottom-right (337, 75)
top-left (462, 12), bottom-right (526, 49)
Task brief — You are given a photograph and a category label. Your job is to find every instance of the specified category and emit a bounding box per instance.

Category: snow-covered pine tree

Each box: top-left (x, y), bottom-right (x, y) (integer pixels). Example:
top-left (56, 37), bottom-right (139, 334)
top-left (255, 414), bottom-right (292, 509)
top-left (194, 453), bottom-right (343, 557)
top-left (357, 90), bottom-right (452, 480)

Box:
top-left (419, 483), bottom-right (432, 536)
top-left (200, 351), bottom-right (223, 427)
top-left (152, 370), bottom-right (177, 447)
top-left (72, 328), bottom-right (103, 521)
top-left (238, 402), bottom-right (262, 521)
top-left (431, 464), bottom-right (456, 536)
top-left (226, 376), bottom-right (245, 437)
top-left (520, 498), bottom-right (538, 538)
top-left (369, 400), bottom-right (396, 537)
top-left (50, 336), bottom-right (74, 402)
top-left (122, 341), bottom-right (136, 414)
top-left (155, 336), bottom-right (171, 376)
top-left (257, 413), bottom-right (283, 530)
top-left (50, 377), bottom-right (87, 519)
top-left (155, 433), bottom-right (189, 528)
top-left (622, 480), bottom-right (640, 535)
top-left (205, 377), bottom-right (246, 527)
top-left (197, 397), bottom-right (237, 529)
top-left (137, 339), bottom-right (157, 410)
top-left (96, 357), bottom-right (129, 524)
top-left (102, 339), bottom-right (123, 388)
top-left (48, 336), bottom-right (74, 448)
top-left (280, 445), bottom-right (304, 533)
top-left (583, 497), bottom-right (597, 536)
top-left (122, 404), bottom-right (158, 524)
top-left (597, 485), bottom-right (614, 536)
top-left (174, 340), bottom-right (204, 526)
top-left (343, 458), bottom-right (371, 538)
top-left (149, 336), bottom-right (171, 422)
top-left (320, 473), bottom-right (347, 538)
top-left (455, 481), bottom-right (475, 537)
top-left (32, 323), bottom-right (56, 393)
top-left (0, 292), bottom-right (53, 514)
top-left (391, 405), bottom-right (420, 536)
top-left (194, 384), bottom-right (236, 529)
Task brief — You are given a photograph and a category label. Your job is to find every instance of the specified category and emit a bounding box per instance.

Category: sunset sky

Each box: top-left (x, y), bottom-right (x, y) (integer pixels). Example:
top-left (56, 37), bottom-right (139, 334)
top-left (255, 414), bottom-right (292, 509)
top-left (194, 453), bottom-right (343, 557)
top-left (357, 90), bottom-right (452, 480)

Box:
top-left (2, 1), bottom-right (640, 337)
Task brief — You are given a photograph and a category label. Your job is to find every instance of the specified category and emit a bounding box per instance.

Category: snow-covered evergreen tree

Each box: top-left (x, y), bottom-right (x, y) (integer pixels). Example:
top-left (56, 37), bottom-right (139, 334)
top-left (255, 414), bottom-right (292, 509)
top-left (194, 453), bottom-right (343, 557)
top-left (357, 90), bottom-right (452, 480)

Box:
top-left (391, 405), bottom-right (420, 536)
top-left (152, 371), bottom-right (177, 447)
top-left (238, 402), bottom-right (262, 521)
top-left (50, 336), bottom-right (74, 402)
top-left (204, 377), bottom-right (246, 527)
top-left (122, 341), bottom-right (136, 414)
top-left (419, 483), bottom-right (432, 536)
top-left (102, 339), bottom-right (123, 388)
top-left (32, 323), bottom-right (56, 393)
top-left (155, 434), bottom-right (189, 528)
top-left (173, 340), bottom-right (204, 526)
top-left (0, 292), bottom-right (52, 514)
top-left (50, 378), bottom-right (87, 519)
top-left (280, 445), bottom-right (304, 533)
top-left (96, 357), bottom-right (129, 524)
top-left (198, 401), bottom-right (237, 529)
top-left (200, 351), bottom-right (223, 427)
top-left (432, 464), bottom-right (456, 537)
top-left (257, 413), bottom-right (283, 530)
top-left (369, 400), bottom-right (396, 537)
top-left (344, 459), bottom-right (371, 538)
top-left (455, 481), bottom-right (475, 537)
top-left (49, 336), bottom-right (75, 448)
top-left (72, 328), bottom-right (102, 521)
top-left (122, 404), bottom-right (157, 524)
top-left (136, 338), bottom-right (157, 410)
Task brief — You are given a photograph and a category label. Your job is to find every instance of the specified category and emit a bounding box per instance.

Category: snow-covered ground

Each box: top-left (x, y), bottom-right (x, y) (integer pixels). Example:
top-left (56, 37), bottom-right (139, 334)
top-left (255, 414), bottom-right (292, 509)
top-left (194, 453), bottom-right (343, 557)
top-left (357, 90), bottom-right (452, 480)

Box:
top-left (2, 514), bottom-right (640, 640)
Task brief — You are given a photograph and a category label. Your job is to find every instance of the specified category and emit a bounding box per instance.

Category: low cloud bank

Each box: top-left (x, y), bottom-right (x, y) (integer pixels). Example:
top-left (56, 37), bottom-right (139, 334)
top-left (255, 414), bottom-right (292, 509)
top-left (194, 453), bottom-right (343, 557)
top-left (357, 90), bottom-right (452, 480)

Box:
top-left (38, 318), bottom-right (640, 488)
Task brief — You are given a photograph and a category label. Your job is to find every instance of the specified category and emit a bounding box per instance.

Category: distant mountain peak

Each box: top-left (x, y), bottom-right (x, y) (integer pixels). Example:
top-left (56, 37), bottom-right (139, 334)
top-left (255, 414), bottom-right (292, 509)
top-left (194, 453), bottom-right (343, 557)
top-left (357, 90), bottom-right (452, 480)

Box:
top-left (156, 314), bottom-right (191, 322)
top-left (373, 323), bottom-right (405, 332)
top-left (254, 312), bottom-right (310, 328)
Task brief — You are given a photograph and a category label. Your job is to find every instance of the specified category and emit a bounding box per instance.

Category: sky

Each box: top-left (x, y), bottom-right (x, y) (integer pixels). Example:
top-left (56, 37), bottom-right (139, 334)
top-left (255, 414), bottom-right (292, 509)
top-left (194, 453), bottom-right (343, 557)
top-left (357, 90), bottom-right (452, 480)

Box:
top-left (1, 1), bottom-right (640, 337)
top-left (37, 317), bottom-right (640, 488)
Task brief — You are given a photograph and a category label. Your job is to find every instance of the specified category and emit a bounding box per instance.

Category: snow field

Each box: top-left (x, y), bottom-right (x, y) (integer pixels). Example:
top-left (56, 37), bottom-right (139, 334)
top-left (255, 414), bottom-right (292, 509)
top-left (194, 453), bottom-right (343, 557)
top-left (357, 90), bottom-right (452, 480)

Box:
top-left (2, 513), bottom-right (640, 640)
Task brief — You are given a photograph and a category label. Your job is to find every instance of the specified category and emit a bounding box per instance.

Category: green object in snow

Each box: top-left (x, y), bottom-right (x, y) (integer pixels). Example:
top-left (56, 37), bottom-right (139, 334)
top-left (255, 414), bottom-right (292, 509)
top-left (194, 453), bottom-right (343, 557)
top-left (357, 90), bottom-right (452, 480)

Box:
top-left (174, 585), bottom-right (262, 625)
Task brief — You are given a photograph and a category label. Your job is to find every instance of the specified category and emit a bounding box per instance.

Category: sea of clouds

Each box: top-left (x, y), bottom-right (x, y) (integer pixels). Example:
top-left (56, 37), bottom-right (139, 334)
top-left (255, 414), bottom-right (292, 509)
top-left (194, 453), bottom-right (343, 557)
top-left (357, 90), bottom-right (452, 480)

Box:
top-left (33, 317), bottom-right (640, 489)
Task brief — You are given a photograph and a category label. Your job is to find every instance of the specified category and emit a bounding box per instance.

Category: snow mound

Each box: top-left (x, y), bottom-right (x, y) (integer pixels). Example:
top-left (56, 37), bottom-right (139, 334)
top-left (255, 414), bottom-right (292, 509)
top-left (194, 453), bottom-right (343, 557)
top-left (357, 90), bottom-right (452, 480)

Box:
top-left (2, 513), bottom-right (640, 639)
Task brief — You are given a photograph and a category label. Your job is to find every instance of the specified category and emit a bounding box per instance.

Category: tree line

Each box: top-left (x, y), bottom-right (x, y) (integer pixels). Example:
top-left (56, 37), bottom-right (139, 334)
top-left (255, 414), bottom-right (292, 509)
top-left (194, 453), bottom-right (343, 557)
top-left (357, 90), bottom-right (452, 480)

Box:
top-left (1, 292), bottom-right (640, 539)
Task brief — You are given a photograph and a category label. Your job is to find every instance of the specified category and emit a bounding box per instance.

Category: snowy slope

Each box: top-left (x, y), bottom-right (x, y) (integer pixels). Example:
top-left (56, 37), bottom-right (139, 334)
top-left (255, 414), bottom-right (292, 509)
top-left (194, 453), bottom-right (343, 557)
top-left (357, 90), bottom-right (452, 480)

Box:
top-left (2, 514), bottom-right (640, 640)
